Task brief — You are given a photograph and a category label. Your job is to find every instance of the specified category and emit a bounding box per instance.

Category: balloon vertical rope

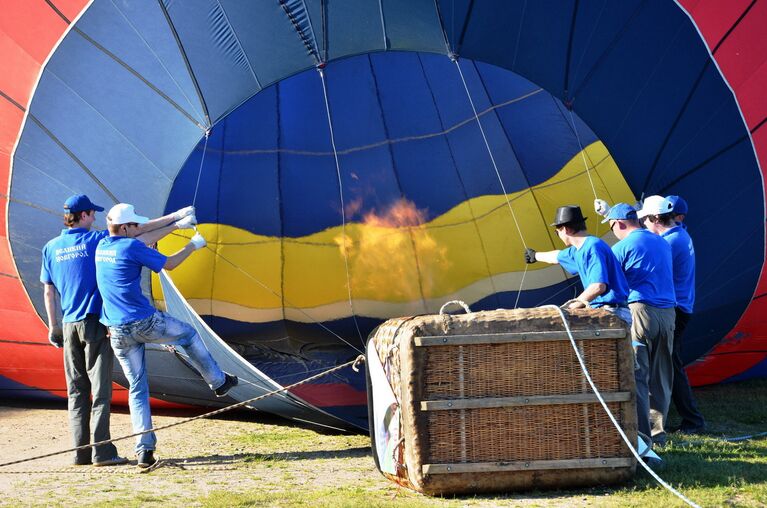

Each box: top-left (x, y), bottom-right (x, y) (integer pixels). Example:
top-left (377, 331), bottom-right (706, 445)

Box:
top-left (566, 109), bottom-right (602, 236)
top-left (453, 57), bottom-right (529, 307)
top-left (317, 66), bottom-right (365, 345)
top-left (192, 129), bottom-right (211, 208)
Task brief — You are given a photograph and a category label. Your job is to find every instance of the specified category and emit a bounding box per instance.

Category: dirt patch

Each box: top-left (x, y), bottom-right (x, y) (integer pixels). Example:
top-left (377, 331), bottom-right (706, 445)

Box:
top-left (0, 401), bottom-right (382, 506)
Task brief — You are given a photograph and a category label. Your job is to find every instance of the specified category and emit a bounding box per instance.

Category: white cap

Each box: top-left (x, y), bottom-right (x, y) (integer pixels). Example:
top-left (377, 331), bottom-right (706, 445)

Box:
top-left (636, 195), bottom-right (674, 218)
top-left (107, 203), bottom-right (149, 225)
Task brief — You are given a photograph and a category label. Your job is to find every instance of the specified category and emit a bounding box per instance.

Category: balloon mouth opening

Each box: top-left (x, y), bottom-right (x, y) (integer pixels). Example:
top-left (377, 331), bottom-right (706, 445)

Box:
top-left (160, 50), bottom-right (632, 352)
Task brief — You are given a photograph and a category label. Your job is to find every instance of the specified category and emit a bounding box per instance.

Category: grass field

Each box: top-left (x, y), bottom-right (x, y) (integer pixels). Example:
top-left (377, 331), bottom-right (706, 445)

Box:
top-left (2, 379), bottom-right (766, 507)
top-left (199, 378), bottom-right (767, 507)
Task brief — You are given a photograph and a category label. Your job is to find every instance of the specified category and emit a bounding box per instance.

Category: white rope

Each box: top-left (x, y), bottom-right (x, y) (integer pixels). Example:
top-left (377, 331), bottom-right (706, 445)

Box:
top-left (192, 130), bottom-right (211, 208)
top-left (201, 242), bottom-right (364, 355)
top-left (453, 57), bottom-right (529, 308)
top-left (541, 304), bottom-right (700, 508)
top-left (565, 108), bottom-right (604, 237)
top-left (567, 109), bottom-right (599, 201)
top-left (317, 67), bottom-right (365, 345)
top-left (453, 59), bottom-right (528, 249)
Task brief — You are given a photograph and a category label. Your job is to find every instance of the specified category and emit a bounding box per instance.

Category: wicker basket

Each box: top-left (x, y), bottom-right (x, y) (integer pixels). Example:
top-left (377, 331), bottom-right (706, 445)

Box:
top-left (366, 306), bottom-right (636, 495)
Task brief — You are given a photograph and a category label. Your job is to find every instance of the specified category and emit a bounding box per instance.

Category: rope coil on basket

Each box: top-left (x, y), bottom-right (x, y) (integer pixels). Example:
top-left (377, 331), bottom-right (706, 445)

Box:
top-left (439, 300), bottom-right (471, 315)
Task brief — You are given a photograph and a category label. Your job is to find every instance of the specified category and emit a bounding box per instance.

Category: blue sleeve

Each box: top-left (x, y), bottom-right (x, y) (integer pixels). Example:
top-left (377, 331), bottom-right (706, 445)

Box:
top-left (130, 240), bottom-right (168, 273)
top-left (556, 247), bottom-right (578, 275)
top-left (611, 242), bottom-right (627, 270)
top-left (582, 245), bottom-right (610, 285)
top-left (40, 247), bottom-right (53, 284)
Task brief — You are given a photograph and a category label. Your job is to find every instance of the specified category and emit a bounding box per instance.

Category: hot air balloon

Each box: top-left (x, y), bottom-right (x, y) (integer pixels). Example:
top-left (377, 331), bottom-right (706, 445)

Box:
top-left (1, 0), bottom-right (765, 430)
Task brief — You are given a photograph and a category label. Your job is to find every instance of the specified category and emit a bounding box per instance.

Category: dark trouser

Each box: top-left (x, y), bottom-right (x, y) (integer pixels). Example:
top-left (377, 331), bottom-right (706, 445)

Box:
top-left (629, 302), bottom-right (676, 444)
top-left (671, 309), bottom-right (706, 429)
top-left (63, 314), bottom-right (118, 463)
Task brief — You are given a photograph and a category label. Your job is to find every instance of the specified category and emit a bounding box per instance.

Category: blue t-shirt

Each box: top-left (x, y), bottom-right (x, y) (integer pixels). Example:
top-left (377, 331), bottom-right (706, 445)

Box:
top-left (40, 228), bottom-right (109, 323)
top-left (95, 236), bottom-right (168, 326)
top-left (557, 236), bottom-right (629, 308)
top-left (611, 229), bottom-right (676, 308)
top-left (661, 226), bottom-right (695, 313)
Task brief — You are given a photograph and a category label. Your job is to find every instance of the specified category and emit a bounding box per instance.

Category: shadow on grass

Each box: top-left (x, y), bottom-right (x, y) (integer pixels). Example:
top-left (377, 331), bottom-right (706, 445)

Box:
top-left (155, 446), bottom-right (372, 468)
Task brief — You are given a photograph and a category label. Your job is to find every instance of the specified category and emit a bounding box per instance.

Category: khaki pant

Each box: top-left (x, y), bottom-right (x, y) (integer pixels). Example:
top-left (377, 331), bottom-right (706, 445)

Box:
top-left (63, 314), bottom-right (118, 463)
top-left (629, 302), bottom-right (675, 445)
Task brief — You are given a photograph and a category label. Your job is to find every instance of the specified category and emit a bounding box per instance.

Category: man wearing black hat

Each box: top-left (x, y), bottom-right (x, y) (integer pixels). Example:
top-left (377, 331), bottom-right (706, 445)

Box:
top-left (524, 205), bottom-right (630, 320)
top-left (41, 194), bottom-right (196, 466)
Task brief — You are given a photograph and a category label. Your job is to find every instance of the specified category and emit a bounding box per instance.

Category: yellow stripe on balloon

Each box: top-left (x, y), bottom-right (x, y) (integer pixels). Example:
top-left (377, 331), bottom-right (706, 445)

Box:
top-left (152, 141), bottom-right (634, 318)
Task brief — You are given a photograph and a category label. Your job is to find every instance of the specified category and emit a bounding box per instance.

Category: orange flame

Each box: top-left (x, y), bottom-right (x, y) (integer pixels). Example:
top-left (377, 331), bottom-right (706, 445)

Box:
top-left (335, 199), bottom-right (450, 302)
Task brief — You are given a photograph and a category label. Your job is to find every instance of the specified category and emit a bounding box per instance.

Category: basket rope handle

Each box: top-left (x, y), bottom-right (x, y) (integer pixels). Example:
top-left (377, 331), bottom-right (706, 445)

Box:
top-left (439, 300), bottom-right (471, 315)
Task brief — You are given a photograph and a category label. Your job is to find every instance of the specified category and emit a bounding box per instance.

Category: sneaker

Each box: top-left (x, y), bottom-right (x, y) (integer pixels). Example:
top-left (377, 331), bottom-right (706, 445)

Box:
top-left (72, 457), bottom-right (92, 466)
top-left (93, 456), bottom-right (129, 467)
top-left (214, 373), bottom-right (238, 397)
top-left (137, 450), bottom-right (156, 468)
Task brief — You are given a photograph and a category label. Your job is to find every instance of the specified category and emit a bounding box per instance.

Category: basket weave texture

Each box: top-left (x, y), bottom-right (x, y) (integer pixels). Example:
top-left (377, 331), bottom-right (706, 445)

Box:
top-left (368, 306), bottom-right (637, 495)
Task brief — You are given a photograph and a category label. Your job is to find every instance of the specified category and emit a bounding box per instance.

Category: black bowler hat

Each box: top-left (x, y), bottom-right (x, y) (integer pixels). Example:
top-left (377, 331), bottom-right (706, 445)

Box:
top-left (550, 205), bottom-right (587, 227)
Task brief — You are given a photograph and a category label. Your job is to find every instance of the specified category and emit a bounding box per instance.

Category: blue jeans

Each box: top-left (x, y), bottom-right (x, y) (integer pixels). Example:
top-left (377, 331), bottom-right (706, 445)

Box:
top-left (109, 311), bottom-right (226, 453)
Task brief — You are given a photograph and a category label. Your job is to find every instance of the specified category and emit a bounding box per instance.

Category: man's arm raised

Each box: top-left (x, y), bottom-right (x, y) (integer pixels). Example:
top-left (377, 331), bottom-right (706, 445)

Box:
top-left (164, 233), bottom-right (207, 271)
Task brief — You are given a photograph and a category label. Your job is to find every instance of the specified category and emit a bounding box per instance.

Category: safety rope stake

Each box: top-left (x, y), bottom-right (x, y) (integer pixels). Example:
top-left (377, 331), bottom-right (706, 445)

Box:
top-left (0, 356), bottom-right (365, 470)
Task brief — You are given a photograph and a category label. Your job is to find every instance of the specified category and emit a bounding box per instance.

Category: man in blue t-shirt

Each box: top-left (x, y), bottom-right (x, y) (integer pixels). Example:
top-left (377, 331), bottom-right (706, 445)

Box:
top-left (41, 194), bottom-right (196, 466)
top-left (95, 203), bottom-right (238, 468)
top-left (524, 205), bottom-right (630, 322)
top-left (649, 195), bottom-right (706, 434)
top-left (606, 202), bottom-right (677, 445)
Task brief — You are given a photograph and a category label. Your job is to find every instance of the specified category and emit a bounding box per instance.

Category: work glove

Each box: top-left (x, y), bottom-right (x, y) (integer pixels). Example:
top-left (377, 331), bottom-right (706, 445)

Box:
top-left (524, 248), bottom-right (537, 264)
top-left (172, 206), bottom-right (195, 221)
top-left (175, 214), bottom-right (197, 229)
top-left (190, 232), bottom-right (207, 251)
top-left (594, 198), bottom-right (610, 217)
top-left (48, 324), bottom-right (63, 348)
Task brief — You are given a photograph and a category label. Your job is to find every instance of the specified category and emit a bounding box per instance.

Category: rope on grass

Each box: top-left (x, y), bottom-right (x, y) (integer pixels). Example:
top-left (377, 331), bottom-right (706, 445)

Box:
top-left (542, 304), bottom-right (700, 508)
top-left (0, 355), bottom-right (366, 471)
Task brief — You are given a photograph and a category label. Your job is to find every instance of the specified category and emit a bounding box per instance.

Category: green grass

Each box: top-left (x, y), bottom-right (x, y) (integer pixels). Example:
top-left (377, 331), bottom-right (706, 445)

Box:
top-left (217, 379), bottom-right (767, 507)
top-left (4, 379), bottom-right (766, 507)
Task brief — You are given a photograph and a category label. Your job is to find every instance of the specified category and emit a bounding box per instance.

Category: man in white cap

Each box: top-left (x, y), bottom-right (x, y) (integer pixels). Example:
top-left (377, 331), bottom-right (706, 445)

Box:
top-left (95, 203), bottom-right (237, 468)
top-left (642, 195), bottom-right (706, 435)
top-left (41, 194), bottom-right (196, 466)
top-left (603, 202), bottom-right (676, 446)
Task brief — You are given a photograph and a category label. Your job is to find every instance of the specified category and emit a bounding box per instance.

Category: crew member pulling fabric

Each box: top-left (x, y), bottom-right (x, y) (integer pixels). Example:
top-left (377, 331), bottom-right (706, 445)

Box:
top-left (95, 203), bottom-right (238, 468)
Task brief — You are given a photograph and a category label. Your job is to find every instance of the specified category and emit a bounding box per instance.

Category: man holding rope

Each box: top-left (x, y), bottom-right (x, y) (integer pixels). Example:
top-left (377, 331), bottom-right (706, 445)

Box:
top-left (95, 203), bottom-right (238, 468)
top-left (524, 205), bottom-right (631, 322)
top-left (41, 194), bottom-right (197, 466)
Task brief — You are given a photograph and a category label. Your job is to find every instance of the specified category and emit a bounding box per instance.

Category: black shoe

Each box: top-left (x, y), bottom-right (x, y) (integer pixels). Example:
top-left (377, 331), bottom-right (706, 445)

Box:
top-left (137, 450), bottom-right (156, 468)
top-left (214, 373), bottom-right (238, 397)
top-left (72, 457), bottom-right (92, 466)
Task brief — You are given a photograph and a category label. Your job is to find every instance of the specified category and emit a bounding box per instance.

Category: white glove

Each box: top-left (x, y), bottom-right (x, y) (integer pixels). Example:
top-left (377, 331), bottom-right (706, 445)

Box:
top-left (190, 232), bottom-right (207, 251)
top-left (594, 198), bottom-right (610, 217)
top-left (175, 214), bottom-right (197, 229)
top-left (172, 206), bottom-right (195, 221)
